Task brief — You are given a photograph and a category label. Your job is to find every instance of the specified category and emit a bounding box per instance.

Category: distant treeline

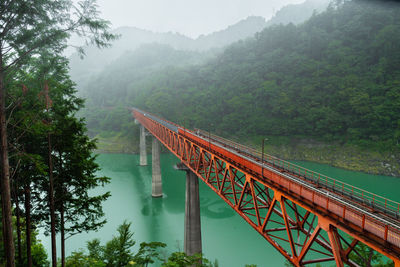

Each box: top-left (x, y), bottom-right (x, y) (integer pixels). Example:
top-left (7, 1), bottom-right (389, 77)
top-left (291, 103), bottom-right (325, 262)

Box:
top-left (82, 0), bottom-right (400, 150)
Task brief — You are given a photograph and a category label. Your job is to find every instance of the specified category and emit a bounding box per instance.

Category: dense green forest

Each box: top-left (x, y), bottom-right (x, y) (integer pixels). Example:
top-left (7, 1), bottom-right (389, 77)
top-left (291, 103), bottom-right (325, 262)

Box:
top-left (82, 0), bottom-right (400, 157)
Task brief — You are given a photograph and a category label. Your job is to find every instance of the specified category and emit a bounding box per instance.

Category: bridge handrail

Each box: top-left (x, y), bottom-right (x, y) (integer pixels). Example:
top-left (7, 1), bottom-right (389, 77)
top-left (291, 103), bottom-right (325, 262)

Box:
top-left (131, 107), bottom-right (180, 128)
top-left (195, 129), bottom-right (400, 217)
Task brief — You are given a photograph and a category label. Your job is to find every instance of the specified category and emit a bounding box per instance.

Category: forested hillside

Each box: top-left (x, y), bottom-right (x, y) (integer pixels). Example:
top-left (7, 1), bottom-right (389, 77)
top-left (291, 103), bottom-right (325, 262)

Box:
top-left (80, 44), bottom-right (216, 138)
top-left (78, 0), bottom-right (330, 136)
top-left (130, 1), bottom-right (399, 147)
top-left (80, 0), bottom-right (400, 175)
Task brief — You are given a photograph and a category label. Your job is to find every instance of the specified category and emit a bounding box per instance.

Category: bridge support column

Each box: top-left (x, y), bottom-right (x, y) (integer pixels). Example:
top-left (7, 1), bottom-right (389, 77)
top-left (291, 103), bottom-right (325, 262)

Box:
top-left (175, 162), bottom-right (202, 256)
top-left (185, 169), bottom-right (202, 256)
top-left (152, 137), bottom-right (162, 197)
top-left (139, 125), bottom-right (147, 166)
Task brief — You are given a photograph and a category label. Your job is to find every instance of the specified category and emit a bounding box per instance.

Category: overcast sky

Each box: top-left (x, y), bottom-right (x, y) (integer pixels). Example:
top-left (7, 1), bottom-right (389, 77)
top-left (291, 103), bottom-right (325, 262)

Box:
top-left (93, 0), bottom-right (306, 38)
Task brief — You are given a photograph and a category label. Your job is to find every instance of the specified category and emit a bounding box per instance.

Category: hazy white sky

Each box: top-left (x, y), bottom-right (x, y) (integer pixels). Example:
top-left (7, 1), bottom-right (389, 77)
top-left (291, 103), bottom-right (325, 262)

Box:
top-left (93, 0), bottom-right (305, 38)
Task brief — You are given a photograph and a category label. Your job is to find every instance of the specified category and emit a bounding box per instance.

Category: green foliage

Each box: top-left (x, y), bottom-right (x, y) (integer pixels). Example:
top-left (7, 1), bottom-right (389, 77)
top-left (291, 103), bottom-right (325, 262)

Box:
top-left (1, 0), bottom-right (118, 74)
top-left (6, 51), bottom-right (111, 242)
top-left (349, 243), bottom-right (394, 267)
top-left (65, 250), bottom-right (106, 267)
top-left (0, 208), bottom-right (49, 266)
top-left (66, 221), bottom-right (167, 267)
top-left (65, 221), bottom-right (230, 267)
top-left (29, 242), bottom-right (49, 267)
top-left (87, 239), bottom-right (104, 262)
top-left (103, 221), bottom-right (136, 267)
top-left (133, 242), bottom-right (167, 266)
top-left (161, 252), bottom-right (215, 267)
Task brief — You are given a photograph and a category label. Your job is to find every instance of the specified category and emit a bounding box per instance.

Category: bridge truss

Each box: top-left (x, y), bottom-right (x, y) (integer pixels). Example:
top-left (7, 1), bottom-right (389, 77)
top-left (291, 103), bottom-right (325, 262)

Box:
top-left (132, 108), bottom-right (400, 266)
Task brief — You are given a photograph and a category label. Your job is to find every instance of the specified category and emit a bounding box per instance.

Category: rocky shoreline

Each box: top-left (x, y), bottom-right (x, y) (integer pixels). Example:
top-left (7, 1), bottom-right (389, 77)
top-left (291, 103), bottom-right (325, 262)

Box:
top-left (263, 142), bottom-right (400, 177)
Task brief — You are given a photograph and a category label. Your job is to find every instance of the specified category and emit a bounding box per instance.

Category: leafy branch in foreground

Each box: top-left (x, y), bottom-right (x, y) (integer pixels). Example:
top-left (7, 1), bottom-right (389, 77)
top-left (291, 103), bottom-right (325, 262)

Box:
top-left (65, 221), bottom-right (224, 267)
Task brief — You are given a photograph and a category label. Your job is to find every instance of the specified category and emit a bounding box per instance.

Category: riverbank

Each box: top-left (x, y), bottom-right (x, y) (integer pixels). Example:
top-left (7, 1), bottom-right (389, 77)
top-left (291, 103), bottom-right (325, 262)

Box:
top-left (94, 133), bottom-right (400, 177)
top-left (94, 133), bottom-right (138, 153)
top-left (263, 141), bottom-right (400, 177)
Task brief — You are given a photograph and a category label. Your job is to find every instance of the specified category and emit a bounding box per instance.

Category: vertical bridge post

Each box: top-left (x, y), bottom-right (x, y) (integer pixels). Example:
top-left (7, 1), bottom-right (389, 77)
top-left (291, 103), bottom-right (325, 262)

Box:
top-left (175, 162), bottom-right (202, 256)
top-left (139, 125), bottom-right (147, 166)
top-left (152, 137), bottom-right (162, 197)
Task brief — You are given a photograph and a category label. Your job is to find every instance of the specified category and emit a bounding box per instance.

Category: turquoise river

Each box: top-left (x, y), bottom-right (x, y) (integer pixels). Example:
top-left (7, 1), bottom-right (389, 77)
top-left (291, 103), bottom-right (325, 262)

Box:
top-left (41, 153), bottom-right (400, 266)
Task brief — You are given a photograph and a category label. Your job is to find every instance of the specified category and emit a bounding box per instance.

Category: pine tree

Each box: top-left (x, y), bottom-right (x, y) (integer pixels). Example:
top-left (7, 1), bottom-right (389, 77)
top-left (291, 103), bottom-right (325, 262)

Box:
top-left (0, 1), bottom-right (116, 265)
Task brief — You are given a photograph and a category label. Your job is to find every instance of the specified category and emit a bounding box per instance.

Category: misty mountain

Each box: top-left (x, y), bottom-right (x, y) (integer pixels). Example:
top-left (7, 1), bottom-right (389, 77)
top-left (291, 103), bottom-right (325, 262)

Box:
top-left (266, 0), bottom-right (330, 27)
top-left (193, 16), bottom-right (267, 50)
top-left (69, 16), bottom-right (267, 86)
top-left (68, 27), bottom-right (192, 87)
top-left (80, 43), bottom-right (213, 105)
top-left (70, 0), bottom-right (330, 90)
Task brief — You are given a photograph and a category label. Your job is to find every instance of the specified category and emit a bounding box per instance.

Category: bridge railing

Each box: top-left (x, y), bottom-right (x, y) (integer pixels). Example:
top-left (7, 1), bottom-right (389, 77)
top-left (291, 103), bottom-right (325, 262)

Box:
top-left (195, 129), bottom-right (400, 218)
top-left (131, 107), bottom-right (180, 128)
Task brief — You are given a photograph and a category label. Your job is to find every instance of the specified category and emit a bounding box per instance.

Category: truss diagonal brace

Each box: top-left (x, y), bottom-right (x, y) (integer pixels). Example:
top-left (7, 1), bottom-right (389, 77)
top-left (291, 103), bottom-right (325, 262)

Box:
top-left (277, 192), bottom-right (298, 260)
top-left (320, 217), bottom-right (344, 267)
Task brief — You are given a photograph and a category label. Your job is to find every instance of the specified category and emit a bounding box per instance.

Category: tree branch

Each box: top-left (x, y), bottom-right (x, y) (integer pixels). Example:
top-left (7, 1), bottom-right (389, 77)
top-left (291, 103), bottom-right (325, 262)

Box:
top-left (0, 11), bottom-right (19, 39)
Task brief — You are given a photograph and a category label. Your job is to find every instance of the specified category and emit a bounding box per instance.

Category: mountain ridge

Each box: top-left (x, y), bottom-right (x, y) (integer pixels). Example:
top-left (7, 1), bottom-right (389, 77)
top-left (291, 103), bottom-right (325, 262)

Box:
top-left (69, 16), bottom-right (267, 84)
top-left (69, 0), bottom-right (330, 88)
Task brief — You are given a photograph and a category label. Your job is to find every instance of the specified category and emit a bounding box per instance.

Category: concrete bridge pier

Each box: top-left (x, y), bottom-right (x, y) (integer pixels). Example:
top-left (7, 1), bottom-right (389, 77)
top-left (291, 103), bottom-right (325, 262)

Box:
top-left (184, 170), bottom-right (202, 256)
top-left (139, 125), bottom-right (147, 166)
top-left (175, 162), bottom-right (202, 256)
top-left (152, 137), bottom-right (162, 197)
top-left (184, 170), bottom-right (202, 257)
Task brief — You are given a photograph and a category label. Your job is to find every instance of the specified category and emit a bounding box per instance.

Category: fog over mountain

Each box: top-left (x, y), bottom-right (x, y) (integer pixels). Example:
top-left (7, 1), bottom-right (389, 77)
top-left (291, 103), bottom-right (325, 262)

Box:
top-left (84, 0), bottom-right (307, 38)
top-left (266, 0), bottom-right (329, 26)
top-left (68, 16), bottom-right (268, 85)
top-left (69, 0), bottom-right (330, 91)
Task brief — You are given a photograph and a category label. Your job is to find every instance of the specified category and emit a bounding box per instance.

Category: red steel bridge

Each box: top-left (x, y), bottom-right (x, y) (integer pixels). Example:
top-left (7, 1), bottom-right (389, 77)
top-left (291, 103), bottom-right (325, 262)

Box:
top-left (132, 108), bottom-right (400, 267)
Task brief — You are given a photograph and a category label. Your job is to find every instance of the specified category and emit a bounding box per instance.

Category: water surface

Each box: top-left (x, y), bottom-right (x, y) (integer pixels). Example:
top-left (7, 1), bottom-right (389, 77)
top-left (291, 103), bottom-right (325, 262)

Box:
top-left (41, 153), bottom-right (400, 266)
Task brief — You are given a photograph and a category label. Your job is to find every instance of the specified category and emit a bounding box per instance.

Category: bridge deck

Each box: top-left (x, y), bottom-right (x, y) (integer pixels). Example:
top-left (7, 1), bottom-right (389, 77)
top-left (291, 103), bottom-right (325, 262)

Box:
top-left (196, 129), bottom-right (400, 226)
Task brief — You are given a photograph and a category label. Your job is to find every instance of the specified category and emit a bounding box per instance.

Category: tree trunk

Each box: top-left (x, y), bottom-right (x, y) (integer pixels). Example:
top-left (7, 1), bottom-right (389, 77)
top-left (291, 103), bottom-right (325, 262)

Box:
top-left (61, 202), bottom-right (65, 267)
top-left (15, 191), bottom-right (22, 265)
top-left (0, 56), bottom-right (15, 267)
top-left (24, 186), bottom-right (32, 267)
top-left (48, 133), bottom-right (57, 267)
top-left (58, 150), bottom-right (66, 267)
